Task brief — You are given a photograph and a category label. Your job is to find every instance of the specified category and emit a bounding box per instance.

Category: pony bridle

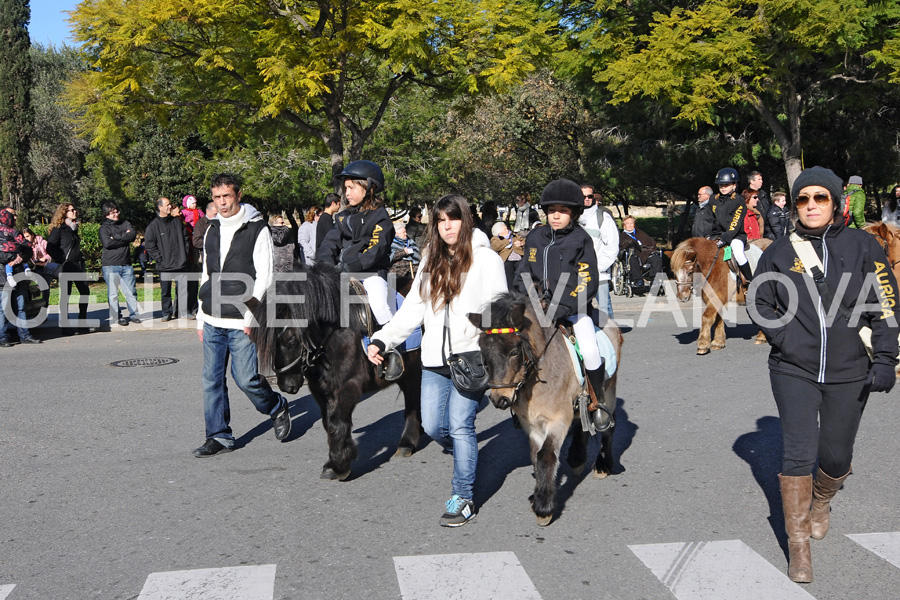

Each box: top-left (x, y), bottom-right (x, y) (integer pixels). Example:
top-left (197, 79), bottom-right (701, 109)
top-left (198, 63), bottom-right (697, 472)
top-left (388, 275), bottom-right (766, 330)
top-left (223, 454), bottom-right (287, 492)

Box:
top-left (871, 232), bottom-right (900, 270)
top-left (273, 331), bottom-right (327, 375)
top-left (482, 326), bottom-right (555, 405)
top-left (676, 246), bottom-right (720, 296)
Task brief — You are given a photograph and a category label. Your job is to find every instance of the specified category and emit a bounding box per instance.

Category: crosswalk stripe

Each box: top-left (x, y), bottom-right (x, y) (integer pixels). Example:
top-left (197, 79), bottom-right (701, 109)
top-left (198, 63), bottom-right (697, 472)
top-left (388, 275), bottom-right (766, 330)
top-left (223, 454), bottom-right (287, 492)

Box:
top-left (0, 585), bottom-right (15, 600)
top-left (846, 532), bottom-right (900, 568)
top-left (394, 551), bottom-right (542, 600)
top-left (136, 564), bottom-right (276, 600)
top-left (629, 540), bottom-right (814, 600)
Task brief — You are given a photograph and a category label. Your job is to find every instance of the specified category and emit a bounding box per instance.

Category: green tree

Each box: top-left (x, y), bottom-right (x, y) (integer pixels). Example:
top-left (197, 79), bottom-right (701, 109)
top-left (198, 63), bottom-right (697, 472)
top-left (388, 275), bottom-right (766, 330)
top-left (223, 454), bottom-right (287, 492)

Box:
top-left (573, 0), bottom-right (900, 186)
top-left (30, 44), bottom-right (90, 217)
top-left (67, 0), bottom-right (556, 182)
top-left (0, 0), bottom-right (35, 219)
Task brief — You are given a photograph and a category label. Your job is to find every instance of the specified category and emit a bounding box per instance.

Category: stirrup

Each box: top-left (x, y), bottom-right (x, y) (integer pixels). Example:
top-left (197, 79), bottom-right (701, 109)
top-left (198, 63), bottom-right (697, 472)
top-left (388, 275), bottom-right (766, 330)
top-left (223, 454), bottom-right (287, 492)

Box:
top-left (379, 348), bottom-right (405, 381)
top-left (591, 403), bottom-right (615, 433)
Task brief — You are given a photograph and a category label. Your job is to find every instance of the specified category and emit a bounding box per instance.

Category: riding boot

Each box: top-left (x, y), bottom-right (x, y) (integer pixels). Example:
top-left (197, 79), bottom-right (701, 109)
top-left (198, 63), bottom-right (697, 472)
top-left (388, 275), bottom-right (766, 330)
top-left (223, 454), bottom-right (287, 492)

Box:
top-left (586, 364), bottom-right (612, 432)
top-left (779, 474), bottom-right (813, 583)
top-left (738, 261), bottom-right (753, 283)
top-left (811, 467), bottom-right (850, 540)
top-left (380, 348), bottom-right (405, 381)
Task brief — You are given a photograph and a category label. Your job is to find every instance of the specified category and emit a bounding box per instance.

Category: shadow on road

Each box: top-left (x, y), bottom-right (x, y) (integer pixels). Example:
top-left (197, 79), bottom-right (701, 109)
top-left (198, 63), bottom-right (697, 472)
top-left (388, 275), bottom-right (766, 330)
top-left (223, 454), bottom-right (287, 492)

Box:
top-left (733, 416), bottom-right (786, 550)
top-left (674, 321), bottom-right (761, 345)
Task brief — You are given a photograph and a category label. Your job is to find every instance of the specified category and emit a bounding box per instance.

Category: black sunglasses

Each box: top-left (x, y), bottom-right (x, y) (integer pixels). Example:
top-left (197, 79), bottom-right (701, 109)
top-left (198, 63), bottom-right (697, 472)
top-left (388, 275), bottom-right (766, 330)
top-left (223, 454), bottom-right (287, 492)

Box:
top-left (583, 194), bottom-right (594, 199)
top-left (795, 192), bottom-right (832, 208)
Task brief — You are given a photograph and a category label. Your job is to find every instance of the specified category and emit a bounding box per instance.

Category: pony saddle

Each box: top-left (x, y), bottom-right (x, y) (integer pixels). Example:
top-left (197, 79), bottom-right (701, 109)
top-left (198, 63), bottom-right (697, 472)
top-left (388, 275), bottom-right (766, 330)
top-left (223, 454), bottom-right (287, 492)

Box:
top-left (558, 323), bottom-right (617, 388)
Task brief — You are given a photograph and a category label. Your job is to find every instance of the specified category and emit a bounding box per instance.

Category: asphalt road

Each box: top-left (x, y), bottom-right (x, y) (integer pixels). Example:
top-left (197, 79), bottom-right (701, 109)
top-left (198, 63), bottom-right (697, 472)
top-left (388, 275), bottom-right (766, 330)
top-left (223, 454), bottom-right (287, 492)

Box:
top-left (1, 294), bottom-right (899, 599)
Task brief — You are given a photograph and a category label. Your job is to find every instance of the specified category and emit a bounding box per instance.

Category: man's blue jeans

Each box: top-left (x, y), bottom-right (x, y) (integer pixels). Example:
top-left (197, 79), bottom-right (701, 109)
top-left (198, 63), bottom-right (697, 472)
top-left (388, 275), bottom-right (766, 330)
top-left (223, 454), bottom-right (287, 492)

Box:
top-left (597, 278), bottom-right (614, 318)
top-left (102, 265), bottom-right (140, 321)
top-left (201, 322), bottom-right (286, 446)
top-left (0, 285), bottom-right (27, 340)
top-left (420, 370), bottom-right (482, 500)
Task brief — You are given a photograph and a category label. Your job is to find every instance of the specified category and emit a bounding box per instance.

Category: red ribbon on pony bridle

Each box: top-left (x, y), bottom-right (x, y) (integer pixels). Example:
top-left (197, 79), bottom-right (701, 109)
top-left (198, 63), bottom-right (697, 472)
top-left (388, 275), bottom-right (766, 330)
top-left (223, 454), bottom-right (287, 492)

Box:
top-left (484, 327), bottom-right (519, 335)
top-left (480, 326), bottom-right (558, 403)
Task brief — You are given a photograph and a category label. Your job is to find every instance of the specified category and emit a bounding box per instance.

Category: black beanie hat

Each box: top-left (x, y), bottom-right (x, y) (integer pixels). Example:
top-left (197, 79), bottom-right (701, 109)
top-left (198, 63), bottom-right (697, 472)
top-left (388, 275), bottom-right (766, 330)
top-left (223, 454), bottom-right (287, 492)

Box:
top-left (540, 179), bottom-right (584, 209)
top-left (790, 166), bottom-right (844, 213)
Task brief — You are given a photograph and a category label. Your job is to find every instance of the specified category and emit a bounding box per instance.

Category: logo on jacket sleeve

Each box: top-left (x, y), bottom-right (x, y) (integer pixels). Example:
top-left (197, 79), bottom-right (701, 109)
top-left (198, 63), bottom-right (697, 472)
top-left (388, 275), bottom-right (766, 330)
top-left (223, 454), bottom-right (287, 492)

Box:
top-left (528, 247), bottom-right (537, 262)
top-left (875, 261), bottom-right (896, 318)
top-left (365, 224), bottom-right (382, 252)
top-left (790, 258), bottom-right (805, 274)
top-left (570, 262), bottom-right (591, 297)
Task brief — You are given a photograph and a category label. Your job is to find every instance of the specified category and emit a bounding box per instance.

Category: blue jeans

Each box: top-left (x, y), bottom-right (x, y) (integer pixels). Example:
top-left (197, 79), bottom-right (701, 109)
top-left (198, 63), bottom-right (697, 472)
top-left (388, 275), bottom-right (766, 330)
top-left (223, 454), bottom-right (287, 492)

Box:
top-left (421, 370), bottom-right (482, 499)
top-left (597, 278), bottom-right (614, 318)
top-left (102, 265), bottom-right (140, 321)
top-left (0, 285), bottom-right (28, 340)
top-left (201, 322), bottom-right (286, 445)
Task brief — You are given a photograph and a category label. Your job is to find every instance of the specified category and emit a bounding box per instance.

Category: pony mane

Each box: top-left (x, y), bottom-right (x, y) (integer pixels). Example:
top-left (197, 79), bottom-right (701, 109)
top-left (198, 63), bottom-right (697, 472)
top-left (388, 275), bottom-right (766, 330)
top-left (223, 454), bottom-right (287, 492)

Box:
top-left (253, 263), bottom-right (366, 370)
top-left (671, 237), bottom-right (715, 273)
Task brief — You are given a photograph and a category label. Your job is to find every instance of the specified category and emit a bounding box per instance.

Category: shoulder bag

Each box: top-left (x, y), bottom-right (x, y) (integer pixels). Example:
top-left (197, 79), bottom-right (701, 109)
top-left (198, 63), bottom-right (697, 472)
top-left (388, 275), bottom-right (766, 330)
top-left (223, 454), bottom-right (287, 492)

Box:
top-left (442, 304), bottom-right (490, 393)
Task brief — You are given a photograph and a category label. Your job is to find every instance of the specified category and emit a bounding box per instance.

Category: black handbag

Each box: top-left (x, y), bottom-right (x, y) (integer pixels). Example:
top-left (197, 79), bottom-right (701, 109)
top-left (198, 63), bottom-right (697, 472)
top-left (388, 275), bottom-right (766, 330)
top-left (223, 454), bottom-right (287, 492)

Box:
top-left (443, 305), bottom-right (489, 393)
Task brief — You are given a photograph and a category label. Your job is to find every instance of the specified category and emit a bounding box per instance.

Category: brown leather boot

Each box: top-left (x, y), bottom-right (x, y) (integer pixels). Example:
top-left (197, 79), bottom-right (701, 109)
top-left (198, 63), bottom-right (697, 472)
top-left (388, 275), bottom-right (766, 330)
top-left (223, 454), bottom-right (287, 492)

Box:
top-left (779, 474), bottom-right (813, 583)
top-left (810, 467), bottom-right (850, 540)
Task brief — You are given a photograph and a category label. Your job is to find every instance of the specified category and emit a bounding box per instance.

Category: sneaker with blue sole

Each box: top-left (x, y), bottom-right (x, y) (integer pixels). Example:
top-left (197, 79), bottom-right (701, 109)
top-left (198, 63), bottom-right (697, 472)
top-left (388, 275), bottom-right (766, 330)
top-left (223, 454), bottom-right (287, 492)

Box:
top-left (439, 495), bottom-right (475, 527)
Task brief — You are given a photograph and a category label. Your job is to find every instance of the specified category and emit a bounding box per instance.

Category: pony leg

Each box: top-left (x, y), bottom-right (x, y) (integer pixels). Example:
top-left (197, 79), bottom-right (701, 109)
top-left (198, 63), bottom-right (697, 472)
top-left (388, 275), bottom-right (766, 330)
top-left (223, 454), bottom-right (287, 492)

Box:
top-left (594, 376), bottom-right (617, 479)
top-left (321, 385), bottom-right (361, 481)
top-left (530, 422), bottom-right (567, 526)
top-left (697, 301), bottom-right (717, 355)
top-left (710, 314), bottom-right (726, 350)
top-left (566, 424), bottom-right (587, 474)
top-left (393, 351), bottom-right (423, 459)
top-left (754, 329), bottom-right (768, 345)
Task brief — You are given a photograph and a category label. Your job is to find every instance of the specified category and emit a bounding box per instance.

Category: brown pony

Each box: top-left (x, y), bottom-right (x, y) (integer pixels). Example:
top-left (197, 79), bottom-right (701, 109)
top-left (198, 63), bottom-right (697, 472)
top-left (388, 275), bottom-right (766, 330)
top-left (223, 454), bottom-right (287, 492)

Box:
top-left (470, 293), bottom-right (623, 526)
top-left (670, 238), bottom-right (738, 355)
top-left (863, 222), bottom-right (900, 285)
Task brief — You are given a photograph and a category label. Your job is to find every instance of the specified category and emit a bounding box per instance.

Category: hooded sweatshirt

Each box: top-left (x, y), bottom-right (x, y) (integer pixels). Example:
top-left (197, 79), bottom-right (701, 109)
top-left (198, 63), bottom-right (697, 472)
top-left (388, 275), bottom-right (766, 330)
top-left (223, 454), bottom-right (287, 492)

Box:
top-left (197, 204), bottom-right (274, 330)
top-left (371, 229), bottom-right (507, 368)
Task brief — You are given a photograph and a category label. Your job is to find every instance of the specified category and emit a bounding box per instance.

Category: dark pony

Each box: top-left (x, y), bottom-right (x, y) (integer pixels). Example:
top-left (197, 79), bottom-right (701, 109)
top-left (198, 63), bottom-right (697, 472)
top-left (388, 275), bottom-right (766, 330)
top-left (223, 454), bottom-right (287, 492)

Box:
top-left (470, 293), bottom-right (623, 526)
top-left (253, 265), bottom-right (422, 480)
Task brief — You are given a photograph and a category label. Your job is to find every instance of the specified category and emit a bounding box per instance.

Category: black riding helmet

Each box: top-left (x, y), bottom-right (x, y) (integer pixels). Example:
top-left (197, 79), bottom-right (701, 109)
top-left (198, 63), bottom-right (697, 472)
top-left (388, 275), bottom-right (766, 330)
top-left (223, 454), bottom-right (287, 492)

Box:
top-left (337, 160), bottom-right (385, 194)
top-left (714, 167), bottom-right (739, 186)
top-left (540, 179), bottom-right (584, 216)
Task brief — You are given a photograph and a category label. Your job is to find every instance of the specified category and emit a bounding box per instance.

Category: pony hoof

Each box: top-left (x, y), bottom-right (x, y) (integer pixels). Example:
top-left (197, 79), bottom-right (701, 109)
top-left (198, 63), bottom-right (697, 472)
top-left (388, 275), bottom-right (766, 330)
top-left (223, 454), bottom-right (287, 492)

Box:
top-left (710, 344), bottom-right (725, 351)
top-left (593, 469), bottom-right (609, 480)
top-left (393, 446), bottom-right (415, 459)
top-left (569, 462), bottom-right (586, 475)
top-left (320, 467), bottom-right (350, 481)
top-left (535, 514), bottom-right (553, 527)
top-left (754, 338), bottom-right (766, 345)
top-left (696, 348), bottom-right (710, 355)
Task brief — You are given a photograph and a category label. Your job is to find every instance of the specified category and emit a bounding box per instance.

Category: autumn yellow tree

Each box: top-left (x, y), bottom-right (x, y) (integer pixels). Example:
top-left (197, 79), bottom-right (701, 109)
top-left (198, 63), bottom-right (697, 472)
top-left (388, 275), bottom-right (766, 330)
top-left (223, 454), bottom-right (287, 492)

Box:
top-left (68, 0), bottom-right (557, 181)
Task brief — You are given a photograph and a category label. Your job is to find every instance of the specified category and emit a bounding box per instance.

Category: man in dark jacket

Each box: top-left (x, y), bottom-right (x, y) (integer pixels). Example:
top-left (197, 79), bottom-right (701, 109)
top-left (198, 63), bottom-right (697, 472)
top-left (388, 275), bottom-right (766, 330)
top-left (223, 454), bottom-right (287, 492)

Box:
top-left (748, 171), bottom-right (771, 223)
top-left (315, 193), bottom-right (341, 253)
top-left (766, 192), bottom-right (791, 240)
top-left (144, 197), bottom-right (192, 321)
top-left (692, 186), bottom-right (717, 238)
top-left (99, 202), bottom-right (141, 326)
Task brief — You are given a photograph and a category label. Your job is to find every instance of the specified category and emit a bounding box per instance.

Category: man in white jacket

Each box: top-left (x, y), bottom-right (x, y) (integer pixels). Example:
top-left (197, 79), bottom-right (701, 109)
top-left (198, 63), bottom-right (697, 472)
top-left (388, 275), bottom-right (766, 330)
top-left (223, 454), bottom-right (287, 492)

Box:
top-left (579, 185), bottom-right (618, 317)
top-left (192, 173), bottom-right (291, 457)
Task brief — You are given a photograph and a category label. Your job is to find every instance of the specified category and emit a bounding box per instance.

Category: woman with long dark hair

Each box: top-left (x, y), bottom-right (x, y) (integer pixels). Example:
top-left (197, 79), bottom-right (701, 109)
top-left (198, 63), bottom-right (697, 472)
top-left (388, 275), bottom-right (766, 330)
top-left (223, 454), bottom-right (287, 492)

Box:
top-left (47, 203), bottom-right (96, 334)
top-left (366, 195), bottom-right (507, 527)
top-left (751, 166), bottom-right (898, 583)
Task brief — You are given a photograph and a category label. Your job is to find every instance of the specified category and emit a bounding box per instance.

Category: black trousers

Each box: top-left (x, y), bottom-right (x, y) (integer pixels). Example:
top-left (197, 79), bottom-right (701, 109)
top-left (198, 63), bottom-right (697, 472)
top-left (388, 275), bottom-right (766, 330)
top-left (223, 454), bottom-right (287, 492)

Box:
top-left (160, 268), bottom-right (199, 317)
top-left (771, 371), bottom-right (869, 477)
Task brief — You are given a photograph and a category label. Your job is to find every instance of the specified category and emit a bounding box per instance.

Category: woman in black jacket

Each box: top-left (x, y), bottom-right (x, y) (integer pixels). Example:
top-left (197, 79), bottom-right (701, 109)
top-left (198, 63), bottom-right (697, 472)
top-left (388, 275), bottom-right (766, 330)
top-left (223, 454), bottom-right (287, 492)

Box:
top-left (47, 203), bottom-right (95, 334)
top-left (750, 167), bottom-right (898, 584)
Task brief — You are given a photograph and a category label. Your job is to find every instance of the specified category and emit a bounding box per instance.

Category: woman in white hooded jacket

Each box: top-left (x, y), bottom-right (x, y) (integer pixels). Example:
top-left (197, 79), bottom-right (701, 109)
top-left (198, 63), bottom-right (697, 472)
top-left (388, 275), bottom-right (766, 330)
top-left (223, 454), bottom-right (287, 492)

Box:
top-left (367, 195), bottom-right (507, 527)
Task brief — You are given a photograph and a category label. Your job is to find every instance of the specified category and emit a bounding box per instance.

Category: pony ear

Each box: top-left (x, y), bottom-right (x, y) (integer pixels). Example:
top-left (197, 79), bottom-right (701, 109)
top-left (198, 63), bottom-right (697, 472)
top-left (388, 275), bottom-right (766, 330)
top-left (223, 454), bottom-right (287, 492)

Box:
top-left (468, 312), bottom-right (485, 329)
top-left (510, 302), bottom-right (526, 328)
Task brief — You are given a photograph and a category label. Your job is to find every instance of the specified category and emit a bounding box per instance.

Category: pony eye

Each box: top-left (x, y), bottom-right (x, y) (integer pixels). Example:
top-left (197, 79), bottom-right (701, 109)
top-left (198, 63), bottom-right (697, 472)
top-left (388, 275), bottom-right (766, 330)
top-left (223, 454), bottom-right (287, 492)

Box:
top-left (509, 347), bottom-right (520, 359)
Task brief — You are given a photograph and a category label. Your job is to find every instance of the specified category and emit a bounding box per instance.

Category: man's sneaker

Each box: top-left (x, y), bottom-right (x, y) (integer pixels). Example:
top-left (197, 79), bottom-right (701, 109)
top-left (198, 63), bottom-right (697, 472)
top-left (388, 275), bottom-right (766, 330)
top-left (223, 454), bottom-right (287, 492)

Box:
top-left (439, 495), bottom-right (475, 527)
top-left (272, 401), bottom-right (292, 441)
top-left (118, 318), bottom-right (130, 326)
top-left (192, 438), bottom-right (233, 458)
top-left (20, 336), bottom-right (42, 344)
top-left (0, 338), bottom-right (12, 348)
top-left (161, 313), bottom-right (174, 322)
top-left (130, 316), bottom-right (142, 324)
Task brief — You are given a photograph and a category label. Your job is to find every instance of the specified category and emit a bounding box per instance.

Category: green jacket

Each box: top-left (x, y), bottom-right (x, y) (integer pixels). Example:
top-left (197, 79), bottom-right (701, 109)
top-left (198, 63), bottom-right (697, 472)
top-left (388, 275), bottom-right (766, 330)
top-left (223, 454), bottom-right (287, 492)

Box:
top-left (845, 183), bottom-right (866, 229)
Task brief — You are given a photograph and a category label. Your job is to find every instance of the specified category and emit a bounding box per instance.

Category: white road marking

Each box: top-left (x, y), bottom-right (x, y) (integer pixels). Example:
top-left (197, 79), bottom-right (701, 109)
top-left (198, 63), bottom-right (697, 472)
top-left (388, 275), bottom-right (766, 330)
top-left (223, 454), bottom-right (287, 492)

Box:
top-left (847, 532), bottom-right (900, 568)
top-left (0, 585), bottom-right (15, 600)
top-left (629, 539), bottom-right (814, 600)
top-left (136, 564), bottom-right (276, 600)
top-left (394, 551), bottom-right (542, 600)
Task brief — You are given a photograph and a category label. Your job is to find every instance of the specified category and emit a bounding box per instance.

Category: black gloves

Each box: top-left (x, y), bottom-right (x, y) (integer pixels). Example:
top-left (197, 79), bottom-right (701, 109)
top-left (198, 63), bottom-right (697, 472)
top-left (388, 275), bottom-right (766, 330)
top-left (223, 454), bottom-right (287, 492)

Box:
top-left (867, 363), bottom-right (896, 393)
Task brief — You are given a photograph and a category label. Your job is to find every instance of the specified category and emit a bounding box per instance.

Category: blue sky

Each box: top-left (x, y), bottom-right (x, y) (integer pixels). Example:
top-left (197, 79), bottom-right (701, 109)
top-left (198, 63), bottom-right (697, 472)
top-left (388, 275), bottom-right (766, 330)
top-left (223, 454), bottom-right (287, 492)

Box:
top-left (29, 0), bottom-right (80, 47)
